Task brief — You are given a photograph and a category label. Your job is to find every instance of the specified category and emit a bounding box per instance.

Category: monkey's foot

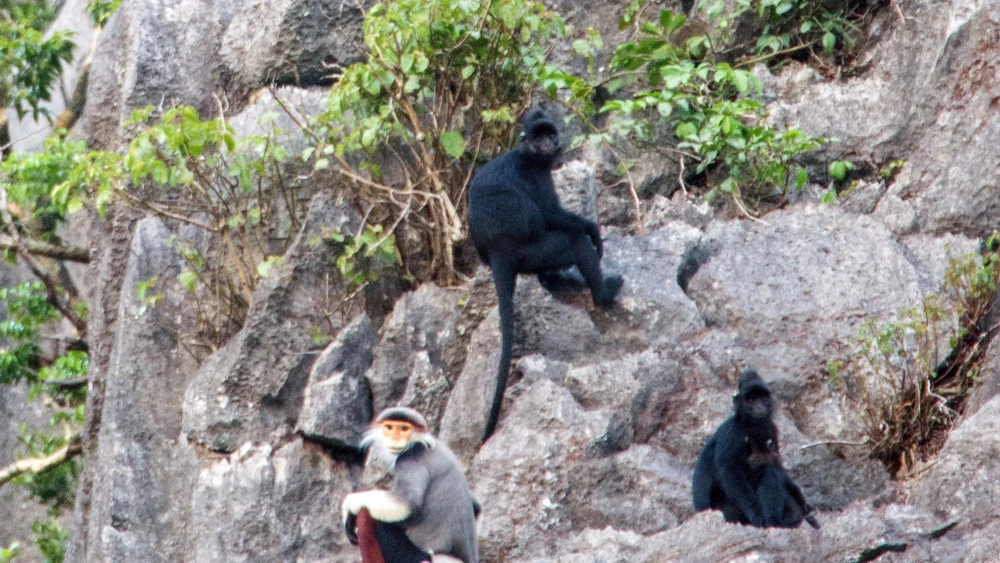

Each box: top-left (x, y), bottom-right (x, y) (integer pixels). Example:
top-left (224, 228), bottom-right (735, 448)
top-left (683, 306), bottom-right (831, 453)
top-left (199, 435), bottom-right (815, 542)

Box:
top-left (537, 268), bottom-right (589, 294)
top-left (594, 274), bottom-right (623, 308)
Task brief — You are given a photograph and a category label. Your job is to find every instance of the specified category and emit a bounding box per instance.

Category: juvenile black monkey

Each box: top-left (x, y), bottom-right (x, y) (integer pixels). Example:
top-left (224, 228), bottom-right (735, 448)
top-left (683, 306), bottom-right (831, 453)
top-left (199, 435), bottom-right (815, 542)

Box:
top-left (343, 407), bottom-right (479, 563)
top-left (692, 369), bottom-right (820, 529)
top-left (467, 108), bottom-right (622, 443)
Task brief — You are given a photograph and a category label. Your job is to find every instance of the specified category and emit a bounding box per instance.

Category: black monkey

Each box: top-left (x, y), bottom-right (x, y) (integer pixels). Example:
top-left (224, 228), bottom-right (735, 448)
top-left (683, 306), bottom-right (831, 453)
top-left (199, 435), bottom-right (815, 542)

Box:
top-left (467, 108), bottom-right (623, 443)
top-left (692, 369), bottom-right (820, 529)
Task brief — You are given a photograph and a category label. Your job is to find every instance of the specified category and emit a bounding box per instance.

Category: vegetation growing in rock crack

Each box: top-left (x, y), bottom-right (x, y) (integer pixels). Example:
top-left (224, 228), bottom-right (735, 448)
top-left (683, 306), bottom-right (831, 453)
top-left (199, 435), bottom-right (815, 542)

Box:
top-left (851, 236), bottom-right (1000, 476)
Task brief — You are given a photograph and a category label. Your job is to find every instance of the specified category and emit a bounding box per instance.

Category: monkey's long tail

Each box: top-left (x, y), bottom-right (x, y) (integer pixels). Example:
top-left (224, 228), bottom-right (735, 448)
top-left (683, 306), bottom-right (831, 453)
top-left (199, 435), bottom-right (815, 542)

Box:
top-left (483, 258), bottom-right (516, 444)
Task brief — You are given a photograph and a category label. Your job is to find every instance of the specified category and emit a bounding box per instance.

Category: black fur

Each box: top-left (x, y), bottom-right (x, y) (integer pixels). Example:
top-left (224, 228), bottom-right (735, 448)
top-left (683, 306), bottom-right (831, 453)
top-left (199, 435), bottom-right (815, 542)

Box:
top-left (346, 509), bottom-right (431, 563)
top-left (371, 522), bottom-right (432, 563)
top-left (468, 108), bottom-right (622, 443)
top-left (691, 369), bottom-right (820, 529)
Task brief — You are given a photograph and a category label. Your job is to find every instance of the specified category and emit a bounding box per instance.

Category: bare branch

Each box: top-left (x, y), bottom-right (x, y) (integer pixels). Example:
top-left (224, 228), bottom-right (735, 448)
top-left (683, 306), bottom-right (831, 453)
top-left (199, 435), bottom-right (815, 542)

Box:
top-left (0, 434), bottom-right (82, 488)
top-left (602, 141), bottom-right (645, 236)
top-left (0, 234), bottom-right (90, 262)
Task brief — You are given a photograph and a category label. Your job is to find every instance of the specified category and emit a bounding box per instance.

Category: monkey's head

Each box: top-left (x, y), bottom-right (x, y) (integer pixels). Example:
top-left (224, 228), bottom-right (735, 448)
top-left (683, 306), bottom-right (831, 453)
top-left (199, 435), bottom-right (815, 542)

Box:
top-left (734, 369), bottom-right (774, 421)
top-left (361, 406), bottom-right (435, 463)
top-left (519, 108), bottom-right (563, 165)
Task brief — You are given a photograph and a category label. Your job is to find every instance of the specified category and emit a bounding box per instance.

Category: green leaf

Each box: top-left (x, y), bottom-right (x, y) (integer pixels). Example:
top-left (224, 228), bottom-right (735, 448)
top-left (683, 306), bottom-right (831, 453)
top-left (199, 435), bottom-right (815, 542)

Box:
top-left (660, 65), bottom-right (690, 88)
top-left (403, 75), bottom-right (421, 94)
top-left (721, 116), bottom-right (734, 135)
top-left (66, 197), bottom-right (83, 215)
top-left (796, 167), bottom-right (808, 190)
top-left (660, 10), bottom-right (686, 33)
top-left (413, 52), bottom-right (429, 73)
top-left (829, 160), bottom-right (853, 181)
top-left (178, 270), bottom-right (197, 291)
top-left (675, 122), bottom-right (697, 139)
top-left (440, 131), bottom-right (466, 159)
top-left (823, 31), bottom-right (836, 53)
top-left (820, 188), bottom-right (838, 205)
top-left (256, 256), bottom-right (283, 278)
top-left (731, 70), bottom-right (750, 93)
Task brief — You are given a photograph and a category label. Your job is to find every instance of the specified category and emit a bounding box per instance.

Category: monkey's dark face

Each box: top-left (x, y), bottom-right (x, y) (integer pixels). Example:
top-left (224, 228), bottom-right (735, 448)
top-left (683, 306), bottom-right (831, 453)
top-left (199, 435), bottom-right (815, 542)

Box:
top-left (520, 109), bottom-right (563, 162)
top-left (736, 387), bottom-right (773, 420)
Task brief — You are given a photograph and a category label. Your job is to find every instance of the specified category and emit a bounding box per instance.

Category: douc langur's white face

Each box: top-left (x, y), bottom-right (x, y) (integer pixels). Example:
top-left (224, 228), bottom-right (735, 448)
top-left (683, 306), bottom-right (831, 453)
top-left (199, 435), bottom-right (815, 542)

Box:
top-left (380, 420), bottom-right (415, 455)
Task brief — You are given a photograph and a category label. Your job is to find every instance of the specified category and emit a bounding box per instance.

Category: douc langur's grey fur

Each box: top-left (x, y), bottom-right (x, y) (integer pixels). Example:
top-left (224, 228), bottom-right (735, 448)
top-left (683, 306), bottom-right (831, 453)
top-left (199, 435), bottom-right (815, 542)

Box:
top-left (343, 407), bottom-right (480, 563)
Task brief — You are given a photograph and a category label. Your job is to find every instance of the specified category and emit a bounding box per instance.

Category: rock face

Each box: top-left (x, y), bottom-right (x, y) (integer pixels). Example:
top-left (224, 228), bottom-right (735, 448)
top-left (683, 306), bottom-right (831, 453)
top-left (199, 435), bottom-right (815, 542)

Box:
top-left (761, 1), bottom-right (1000, 239)
top-left (5, 0), bottom-right (1000, 561)
top-left (366, 283), bottom-right (466, 430)
top-left (188, 440), bottom-right (354, 563)
top-left (77, 217), bottom-right (201, 562)
top-left (913, 395), bottom-right (1000, 528)
top-left (296, 315), bottom-right (378, 449)
top-left (78, 0), bottom-right (367, 149)
top-left (220, 0), bottom-right (367, 89)
top-left (183, 192), bottom-right (363, 453)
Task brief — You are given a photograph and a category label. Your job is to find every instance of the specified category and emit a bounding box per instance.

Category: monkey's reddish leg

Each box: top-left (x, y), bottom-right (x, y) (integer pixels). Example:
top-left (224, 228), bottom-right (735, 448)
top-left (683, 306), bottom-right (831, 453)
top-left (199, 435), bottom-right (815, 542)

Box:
top-left (356, 508), bottom-right (386, 563)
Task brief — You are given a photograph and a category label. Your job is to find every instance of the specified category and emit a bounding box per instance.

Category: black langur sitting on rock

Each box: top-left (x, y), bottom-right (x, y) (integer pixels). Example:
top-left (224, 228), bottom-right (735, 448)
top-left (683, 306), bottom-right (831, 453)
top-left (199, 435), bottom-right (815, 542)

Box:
top-left (343, 407), bottom-right (480, 563)
top-left (692, 369), bottom-right (820, 529)
top-left (467, 107), bottom-right (623, 443)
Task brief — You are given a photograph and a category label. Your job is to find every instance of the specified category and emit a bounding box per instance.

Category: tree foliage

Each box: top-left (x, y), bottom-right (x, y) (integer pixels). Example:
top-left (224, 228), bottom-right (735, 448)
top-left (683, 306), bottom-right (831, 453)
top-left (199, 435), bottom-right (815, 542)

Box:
top-left (0, 0), bottom-right (74, 121)
top-left (307, 0), bottom-right (583, 283)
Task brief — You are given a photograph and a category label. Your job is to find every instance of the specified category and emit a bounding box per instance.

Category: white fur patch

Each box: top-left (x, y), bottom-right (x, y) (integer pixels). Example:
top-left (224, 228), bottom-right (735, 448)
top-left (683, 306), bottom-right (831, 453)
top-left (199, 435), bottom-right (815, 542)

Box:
top-left (342, 490), bottom-right (411, 523)
top-left (431, 554), bottom-right (465, 563)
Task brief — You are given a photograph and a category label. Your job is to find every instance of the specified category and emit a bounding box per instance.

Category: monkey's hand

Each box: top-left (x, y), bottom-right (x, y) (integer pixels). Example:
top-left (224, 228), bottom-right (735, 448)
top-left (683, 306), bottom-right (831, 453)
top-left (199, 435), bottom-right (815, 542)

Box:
top-left (588, 223), bottom-right (603, 258)
top-left (342, 492), bottom-right (363, 544)
top-left (344, 511), bottom-right (359, 545)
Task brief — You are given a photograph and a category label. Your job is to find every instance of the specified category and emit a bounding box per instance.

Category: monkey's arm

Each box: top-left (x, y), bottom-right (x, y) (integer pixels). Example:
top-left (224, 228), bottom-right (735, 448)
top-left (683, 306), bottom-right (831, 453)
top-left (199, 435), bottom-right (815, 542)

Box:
top-left (390, 457), bottom-right (432, 521)
top-left (543, 208), bottom-right (603, 257)
top-left (783, 475), bottom-right (821, 529)
top-left (691, 438), bottom-right (717, 510)
top-left (715, 438), bottom-right (765, 527)
top-left (342, 490), bottom-right (413, 524)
